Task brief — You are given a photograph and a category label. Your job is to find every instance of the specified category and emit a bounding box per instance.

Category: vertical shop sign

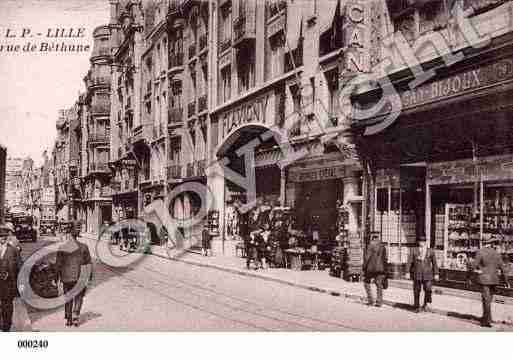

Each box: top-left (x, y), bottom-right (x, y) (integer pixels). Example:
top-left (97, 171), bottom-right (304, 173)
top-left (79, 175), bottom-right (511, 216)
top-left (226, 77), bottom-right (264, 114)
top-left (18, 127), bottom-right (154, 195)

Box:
top-left (344, 1), bottom-right (369, 74)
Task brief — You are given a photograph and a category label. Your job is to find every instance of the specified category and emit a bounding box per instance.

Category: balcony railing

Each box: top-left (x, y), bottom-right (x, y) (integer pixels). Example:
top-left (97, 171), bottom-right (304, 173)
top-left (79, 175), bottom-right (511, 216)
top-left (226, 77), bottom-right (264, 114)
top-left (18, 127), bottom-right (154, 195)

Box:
top-left (131, 125), bottom-right (145, 143)
top-left (89, 162), bottom-right (110, 174)
top-left (198, 94), bottom-right (207, 113)
top-left (199, 34), bottom-right (208, 51)
top-left (187, 101), bottom-right (196, 118)
top-left (188, 44), bottom-right (196, 59)
top-left (88, 132), bottom-right (110, 144)
top-left (184, 160), bottom-right (206, 178)
top-left (168, 107), bottom-right (183, 126)
top-left (167, 164), bottom-right (182, 180)
top-left (88, 76), bottom-right (110, 88)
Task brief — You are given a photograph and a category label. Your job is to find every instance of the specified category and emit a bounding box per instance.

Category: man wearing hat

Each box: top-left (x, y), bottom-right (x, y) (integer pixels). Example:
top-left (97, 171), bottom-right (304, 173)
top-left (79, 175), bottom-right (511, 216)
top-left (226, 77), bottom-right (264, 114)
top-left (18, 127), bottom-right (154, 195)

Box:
top-left (406, 236), bottom-right (439, 313)
top-left (363, 233), bottom-right (388, 307)
top-left (468, 237), bottom-right (510, 327)
top-left (0, 224), bottom-right (23, 331)
top-left (55, 220), bottom-right (93, 327)
top-left (4, 222), bottom-right (20, 252)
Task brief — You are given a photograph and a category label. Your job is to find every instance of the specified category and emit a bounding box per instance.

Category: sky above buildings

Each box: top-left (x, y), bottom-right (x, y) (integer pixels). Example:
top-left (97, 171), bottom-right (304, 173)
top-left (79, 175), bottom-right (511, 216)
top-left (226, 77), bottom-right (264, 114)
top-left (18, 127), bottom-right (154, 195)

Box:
top-left (0, 0), bottom-right (109, 165)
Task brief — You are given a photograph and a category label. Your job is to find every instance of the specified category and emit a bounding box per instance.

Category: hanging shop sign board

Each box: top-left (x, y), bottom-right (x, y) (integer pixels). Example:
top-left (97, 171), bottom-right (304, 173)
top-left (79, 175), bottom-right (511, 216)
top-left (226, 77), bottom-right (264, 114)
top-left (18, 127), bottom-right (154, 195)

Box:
top-left (289, 165), bottom-right (346, 183)
top-left (427, 154), bottom-right (513, 185)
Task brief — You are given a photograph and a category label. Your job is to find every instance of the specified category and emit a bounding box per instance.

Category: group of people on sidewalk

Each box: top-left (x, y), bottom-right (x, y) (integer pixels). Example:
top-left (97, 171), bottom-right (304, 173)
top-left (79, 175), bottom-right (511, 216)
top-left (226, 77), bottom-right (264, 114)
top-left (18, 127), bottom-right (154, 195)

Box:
top-left (363, 235), bottom-right (511, 327)
top-left (0, 220), bottom-right (93, 331)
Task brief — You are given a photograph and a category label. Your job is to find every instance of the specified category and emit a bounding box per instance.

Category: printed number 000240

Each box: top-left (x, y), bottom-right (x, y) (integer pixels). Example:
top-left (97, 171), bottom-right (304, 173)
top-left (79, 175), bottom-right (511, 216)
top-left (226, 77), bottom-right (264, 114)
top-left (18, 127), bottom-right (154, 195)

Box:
top-left (17, 340), bottom-right (49, 349)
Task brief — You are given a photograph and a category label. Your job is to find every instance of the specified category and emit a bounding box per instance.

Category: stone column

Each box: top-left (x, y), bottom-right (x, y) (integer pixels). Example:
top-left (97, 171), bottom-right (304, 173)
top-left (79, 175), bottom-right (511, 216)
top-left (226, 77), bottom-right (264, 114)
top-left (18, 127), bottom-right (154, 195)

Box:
top-left (279, 167), bottom-right (287, 206)
top-left (342, 171), bottom-right (361, 234)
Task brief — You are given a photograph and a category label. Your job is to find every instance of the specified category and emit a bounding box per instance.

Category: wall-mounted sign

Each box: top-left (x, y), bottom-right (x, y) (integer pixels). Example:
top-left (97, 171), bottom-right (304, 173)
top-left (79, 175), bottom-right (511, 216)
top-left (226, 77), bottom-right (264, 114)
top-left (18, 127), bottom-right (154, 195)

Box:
top-left (427, 154), bottom-right (513, 185)
top-left (344, 1), bottom-right (369, 74)
top-left (289, 166), bottom-right (346, 183)
top-left (220, 92), bottom-right (272, 140)
top-left (399, 58), bottom-right (513, 112)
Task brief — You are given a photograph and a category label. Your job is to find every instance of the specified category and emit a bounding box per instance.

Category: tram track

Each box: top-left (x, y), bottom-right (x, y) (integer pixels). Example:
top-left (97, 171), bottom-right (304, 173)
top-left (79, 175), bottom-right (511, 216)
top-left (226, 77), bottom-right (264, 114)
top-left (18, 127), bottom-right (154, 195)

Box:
top-left (100, 260), bottom-right (366, 331)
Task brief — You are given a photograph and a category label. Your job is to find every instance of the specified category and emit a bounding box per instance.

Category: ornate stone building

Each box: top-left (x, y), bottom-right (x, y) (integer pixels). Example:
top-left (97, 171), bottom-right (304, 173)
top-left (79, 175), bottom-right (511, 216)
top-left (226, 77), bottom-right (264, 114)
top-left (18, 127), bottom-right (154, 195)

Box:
top-left (79, 25), bottom-right (114, 234)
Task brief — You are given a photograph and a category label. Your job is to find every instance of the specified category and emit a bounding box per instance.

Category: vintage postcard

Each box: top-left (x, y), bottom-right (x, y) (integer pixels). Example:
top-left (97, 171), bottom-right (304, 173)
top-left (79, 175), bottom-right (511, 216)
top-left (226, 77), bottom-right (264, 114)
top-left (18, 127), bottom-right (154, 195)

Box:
top-left (1, 0), bottom-right (512, 344)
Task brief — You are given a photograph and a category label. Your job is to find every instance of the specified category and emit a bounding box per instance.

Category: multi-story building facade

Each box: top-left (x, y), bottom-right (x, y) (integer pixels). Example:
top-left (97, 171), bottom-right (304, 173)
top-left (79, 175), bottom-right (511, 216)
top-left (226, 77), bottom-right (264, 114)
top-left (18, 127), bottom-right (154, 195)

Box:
top-left (139, 0), bottom-right (169, 227)
top-left (20, 157), bottom-right (34, 212)
top-left (39, 151), bottom-right (56, 223)
top-left (109, 0), bottom-right (146, 222)
top-left (53, 108), bottom-right (78, 221)
top-left (80, 25), bottom-right (114, 234)
top-left (207, 0), bottom-right (364, 253)
top-left (5, 157), bottom-right (25, 211)
top-left (165, 0), bottom-right (210, 247)
top-left (350, 0), bottom-right (513, 281)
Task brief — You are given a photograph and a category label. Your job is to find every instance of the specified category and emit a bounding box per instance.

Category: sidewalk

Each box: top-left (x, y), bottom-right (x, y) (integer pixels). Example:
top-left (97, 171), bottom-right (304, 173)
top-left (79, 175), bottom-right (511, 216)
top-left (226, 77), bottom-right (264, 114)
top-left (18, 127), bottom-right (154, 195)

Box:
top-left (80, 233), bottom-right (513, 328)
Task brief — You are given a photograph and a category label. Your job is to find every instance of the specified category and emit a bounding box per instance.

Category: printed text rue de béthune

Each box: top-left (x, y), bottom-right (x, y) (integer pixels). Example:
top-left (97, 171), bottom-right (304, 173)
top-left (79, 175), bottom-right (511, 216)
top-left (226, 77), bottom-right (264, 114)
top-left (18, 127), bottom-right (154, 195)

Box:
top-left (0, 27), bottom-right (90, 53)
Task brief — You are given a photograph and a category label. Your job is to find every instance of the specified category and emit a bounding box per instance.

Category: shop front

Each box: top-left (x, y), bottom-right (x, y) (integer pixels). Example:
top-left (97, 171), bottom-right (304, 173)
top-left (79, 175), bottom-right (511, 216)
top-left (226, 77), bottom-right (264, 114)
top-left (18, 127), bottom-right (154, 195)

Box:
top-left (351, 33), bottom-right (513, 293)
top-left (167, 179), bottom-right (206, 250)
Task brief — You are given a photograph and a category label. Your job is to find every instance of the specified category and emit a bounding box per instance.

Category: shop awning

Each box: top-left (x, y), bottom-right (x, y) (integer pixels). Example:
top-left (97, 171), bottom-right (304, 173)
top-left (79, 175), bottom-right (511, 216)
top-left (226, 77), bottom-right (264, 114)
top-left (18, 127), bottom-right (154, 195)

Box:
top-left (318, 0), bottom-right (341, 34)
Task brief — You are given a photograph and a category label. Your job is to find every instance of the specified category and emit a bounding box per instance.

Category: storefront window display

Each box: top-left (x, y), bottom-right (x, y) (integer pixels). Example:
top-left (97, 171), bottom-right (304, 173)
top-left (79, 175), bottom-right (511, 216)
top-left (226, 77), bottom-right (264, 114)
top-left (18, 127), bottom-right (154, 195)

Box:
top-left (374, 167), bottom-right (425, 275)
top-left (428, 155), bottom-right (513, 284)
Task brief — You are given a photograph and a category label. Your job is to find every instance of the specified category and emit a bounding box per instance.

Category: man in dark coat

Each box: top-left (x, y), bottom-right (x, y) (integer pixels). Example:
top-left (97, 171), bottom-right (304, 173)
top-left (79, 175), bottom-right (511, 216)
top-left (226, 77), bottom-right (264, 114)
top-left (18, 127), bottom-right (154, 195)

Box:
top-left (363, 235), bottom-right (388, 307)
top-left (468, 239), bottom-right (510, 327)
top-left (201, 225), bottom-right (212, 256)
top-left (407, 237), bottom-right (439, 313)
top-left (55, 220), bottom-right (93, 327)
top-left (238, 210), bottom-right (253, 269)
top-left (0, 224), bottom-right (23, 331)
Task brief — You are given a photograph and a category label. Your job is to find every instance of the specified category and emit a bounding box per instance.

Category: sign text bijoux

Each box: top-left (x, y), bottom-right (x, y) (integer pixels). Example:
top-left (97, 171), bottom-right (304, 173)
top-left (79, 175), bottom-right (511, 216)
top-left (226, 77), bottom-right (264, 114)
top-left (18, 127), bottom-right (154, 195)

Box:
top-left (401, 58), bottom-right (513, 109)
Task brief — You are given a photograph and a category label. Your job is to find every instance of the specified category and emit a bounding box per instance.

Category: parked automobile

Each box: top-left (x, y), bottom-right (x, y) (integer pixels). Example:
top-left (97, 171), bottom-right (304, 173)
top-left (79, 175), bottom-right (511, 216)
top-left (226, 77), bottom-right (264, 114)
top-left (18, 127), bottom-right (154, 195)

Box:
top-left (12, 214), bottom-right (37, 242)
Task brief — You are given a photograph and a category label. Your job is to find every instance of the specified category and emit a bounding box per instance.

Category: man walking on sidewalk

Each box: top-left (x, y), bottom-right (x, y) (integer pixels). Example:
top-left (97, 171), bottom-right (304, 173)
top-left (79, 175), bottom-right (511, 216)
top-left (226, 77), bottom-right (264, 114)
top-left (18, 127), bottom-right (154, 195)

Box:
top-left (407, 237), bottom-right (439, 313)
top-left (468, 238), bottom-right (510, 327)
top-left (55, 220), bottom-right (93, 327)
top-left (363, 234), bottom-right (388, 307)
